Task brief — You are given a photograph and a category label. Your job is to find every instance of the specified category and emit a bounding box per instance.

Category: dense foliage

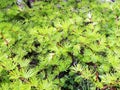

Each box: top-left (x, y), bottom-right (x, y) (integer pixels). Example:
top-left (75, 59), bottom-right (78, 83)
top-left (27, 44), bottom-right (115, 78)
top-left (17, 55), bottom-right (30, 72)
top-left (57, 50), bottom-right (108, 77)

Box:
top-left (0, 0), bottom-right (120, 90)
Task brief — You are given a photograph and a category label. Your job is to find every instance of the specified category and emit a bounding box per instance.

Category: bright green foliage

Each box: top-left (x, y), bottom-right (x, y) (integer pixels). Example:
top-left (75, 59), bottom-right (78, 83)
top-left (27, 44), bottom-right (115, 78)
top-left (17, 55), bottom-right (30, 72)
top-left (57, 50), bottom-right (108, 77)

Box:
top-left (0, 0), bottom-right (120, 90)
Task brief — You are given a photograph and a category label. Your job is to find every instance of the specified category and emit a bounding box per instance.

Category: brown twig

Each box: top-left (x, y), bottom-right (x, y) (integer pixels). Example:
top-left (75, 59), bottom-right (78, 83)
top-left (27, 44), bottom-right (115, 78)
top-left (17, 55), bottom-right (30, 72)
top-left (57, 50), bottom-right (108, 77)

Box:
top-left (0, 32), bottom-right (9, 46)
top-left (101, 86), bottom-right (117, 90)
